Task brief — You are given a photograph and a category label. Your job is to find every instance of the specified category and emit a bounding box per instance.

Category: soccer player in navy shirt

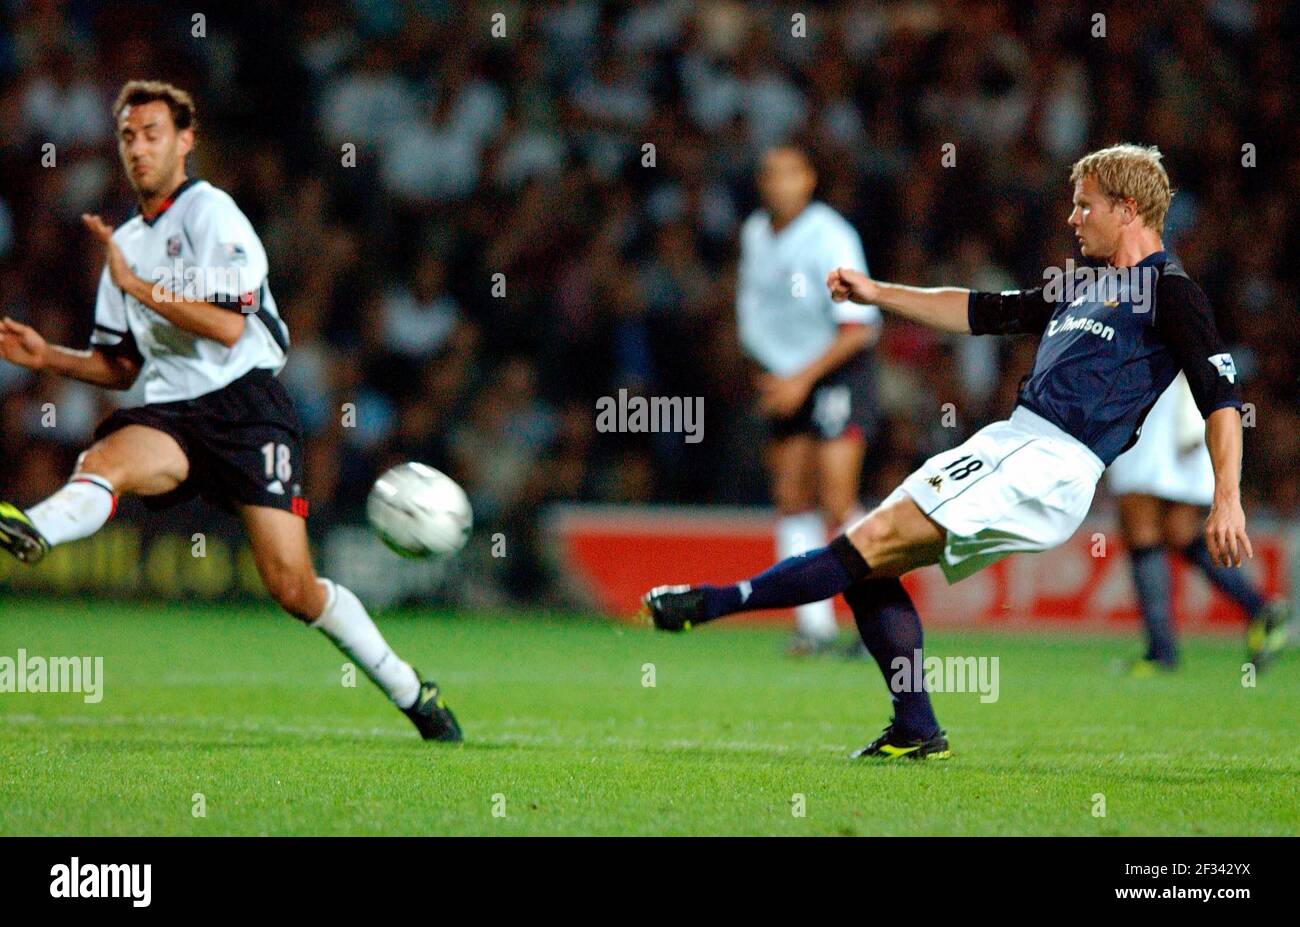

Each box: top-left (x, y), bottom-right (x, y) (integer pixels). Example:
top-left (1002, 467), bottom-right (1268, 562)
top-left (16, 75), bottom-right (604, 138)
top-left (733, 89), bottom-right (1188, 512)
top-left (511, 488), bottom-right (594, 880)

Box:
top-left (643, 144), bottom-right (1251, 759)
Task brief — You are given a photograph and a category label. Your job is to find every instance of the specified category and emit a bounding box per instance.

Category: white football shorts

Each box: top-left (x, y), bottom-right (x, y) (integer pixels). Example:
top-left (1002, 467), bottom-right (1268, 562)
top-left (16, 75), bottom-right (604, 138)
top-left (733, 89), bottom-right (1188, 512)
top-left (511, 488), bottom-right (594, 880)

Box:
top-left (1105, 373), bottom-right (1213, 506)
top-left (884, 405), bottom-right (1105, 584)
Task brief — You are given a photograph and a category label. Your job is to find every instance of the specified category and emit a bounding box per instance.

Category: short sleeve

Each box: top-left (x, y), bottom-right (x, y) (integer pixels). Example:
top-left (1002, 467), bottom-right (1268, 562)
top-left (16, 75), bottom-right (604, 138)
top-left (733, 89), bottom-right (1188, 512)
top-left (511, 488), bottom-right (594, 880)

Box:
top-left (90, 265), bottom-right (130, 348)
top-left (184, 191), bottom-right (269, 309)
top-left (825, 221), bottom-right (881, 327)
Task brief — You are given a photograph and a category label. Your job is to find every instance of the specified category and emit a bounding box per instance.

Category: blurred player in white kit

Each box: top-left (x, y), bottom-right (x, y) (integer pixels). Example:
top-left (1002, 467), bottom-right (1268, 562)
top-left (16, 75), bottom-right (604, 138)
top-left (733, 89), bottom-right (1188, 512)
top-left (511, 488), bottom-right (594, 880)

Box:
top-left (736, 146), bottom-right (882, 653)
top-left (1108, 373), bottom-right (1290, 673)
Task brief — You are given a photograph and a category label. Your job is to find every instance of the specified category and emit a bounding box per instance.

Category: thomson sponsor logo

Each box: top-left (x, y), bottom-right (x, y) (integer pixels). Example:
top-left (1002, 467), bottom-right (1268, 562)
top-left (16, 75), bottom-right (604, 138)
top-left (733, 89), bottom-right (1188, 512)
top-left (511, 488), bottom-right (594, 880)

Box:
top-left (50, 857), bottom-right (151, 907)
top-left (889, 650), bottom-right (1000, 703)
top-left (1047, 312), bottom-right (1115, 342)
top-left (1041, 260), bottom-right (1158, 314)
top-left (595, 389), bottom-right (704, 444)
top-left (0, 649), bottom-right (103, 703)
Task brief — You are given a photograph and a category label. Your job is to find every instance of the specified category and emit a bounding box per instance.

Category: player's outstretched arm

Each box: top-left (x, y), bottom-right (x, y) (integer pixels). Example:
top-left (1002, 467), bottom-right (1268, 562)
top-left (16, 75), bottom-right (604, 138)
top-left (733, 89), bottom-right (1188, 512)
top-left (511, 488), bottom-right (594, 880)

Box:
top-left (83, 213), bottom-right (247, 348)
top-left (1203, 406), bottom-right (1252, 568)
top-left (0, 317), bottom-right (141, 390)
top-left (827, 268), bottom-right (971, 333)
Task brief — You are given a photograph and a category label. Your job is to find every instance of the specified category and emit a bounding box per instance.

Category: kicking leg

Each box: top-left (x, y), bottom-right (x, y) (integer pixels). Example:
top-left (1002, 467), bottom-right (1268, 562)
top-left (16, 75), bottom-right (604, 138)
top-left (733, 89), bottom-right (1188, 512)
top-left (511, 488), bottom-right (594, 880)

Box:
top-left (767, 434), bottom-right (837, 648)
top-left (1118, 493), bottom-right (1178, 670)
top-left (642, 490), bottom-right (943, 630)
top-left (0, 425), bottom-right (188, 563)
top-left (240, 504), bottom-right (462, 741)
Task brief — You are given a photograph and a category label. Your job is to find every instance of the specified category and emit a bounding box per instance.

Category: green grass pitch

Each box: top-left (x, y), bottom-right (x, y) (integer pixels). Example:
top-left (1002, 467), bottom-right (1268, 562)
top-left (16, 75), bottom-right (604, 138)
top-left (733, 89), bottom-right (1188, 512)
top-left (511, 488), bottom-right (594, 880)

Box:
top-left (0, 598), bottom-right (1296, 836)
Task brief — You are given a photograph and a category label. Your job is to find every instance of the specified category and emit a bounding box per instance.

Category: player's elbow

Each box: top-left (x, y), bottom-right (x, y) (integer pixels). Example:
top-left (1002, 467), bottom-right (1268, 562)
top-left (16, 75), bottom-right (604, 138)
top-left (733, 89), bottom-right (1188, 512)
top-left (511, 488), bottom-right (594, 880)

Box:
top-left (111, 361), bottom-right (141, 391)
top-left (839, 322), bottom-right (874, 349)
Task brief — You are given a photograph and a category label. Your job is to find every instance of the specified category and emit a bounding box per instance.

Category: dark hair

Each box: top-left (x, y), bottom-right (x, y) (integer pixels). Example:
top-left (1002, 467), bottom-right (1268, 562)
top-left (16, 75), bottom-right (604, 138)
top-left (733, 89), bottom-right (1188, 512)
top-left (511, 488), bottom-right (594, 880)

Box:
top-left (112, 80), bottom-right (197, 132)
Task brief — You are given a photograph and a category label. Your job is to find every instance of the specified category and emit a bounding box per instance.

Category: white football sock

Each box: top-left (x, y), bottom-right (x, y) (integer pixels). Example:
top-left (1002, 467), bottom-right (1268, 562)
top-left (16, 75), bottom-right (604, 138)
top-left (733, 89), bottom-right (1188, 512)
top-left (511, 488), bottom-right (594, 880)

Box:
top-left (776, 511), bottom-right (837, 640)
top-left (310, 579), bottom-right (421, 709)
top-left (25, 475), bottom-right (117, 547)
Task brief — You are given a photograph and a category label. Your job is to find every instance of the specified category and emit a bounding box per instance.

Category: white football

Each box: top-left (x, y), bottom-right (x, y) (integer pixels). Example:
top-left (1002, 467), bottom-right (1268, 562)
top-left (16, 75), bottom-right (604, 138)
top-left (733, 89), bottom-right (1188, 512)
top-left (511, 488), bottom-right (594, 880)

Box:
top-left (367, 462), bottom-right (473, 559)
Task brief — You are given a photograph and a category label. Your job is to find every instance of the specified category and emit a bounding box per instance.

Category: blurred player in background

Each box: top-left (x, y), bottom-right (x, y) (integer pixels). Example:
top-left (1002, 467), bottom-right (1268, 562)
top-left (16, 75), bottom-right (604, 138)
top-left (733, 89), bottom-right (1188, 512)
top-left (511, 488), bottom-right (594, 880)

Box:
top-left (0, 81), bottom-right (462, 743)
top-left (1108, 373), bottom-right (1290, 674)
top-left (737, 146), bottom-right (881, 654)
top-left (645, 145), bottom-right (1253, 759)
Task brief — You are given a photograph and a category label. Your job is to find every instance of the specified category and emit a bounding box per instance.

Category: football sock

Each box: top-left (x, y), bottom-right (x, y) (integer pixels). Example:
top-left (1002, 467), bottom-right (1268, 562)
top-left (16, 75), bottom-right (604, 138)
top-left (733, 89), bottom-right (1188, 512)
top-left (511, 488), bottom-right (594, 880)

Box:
top-left (25, 475), bottom-right (117, 546)
top-left (698, 534), bottom-right (871, 619)
top-left (1131, 545), bottom-right (1177, 663)
top-left (846, 578), bottom-right (941, 738)
top-left (776, 512), bottom-right (837, 641)
top-left (311, 579), bottom-right (421, 709)
top-left (1181, 537), bottom-right (1266, 618)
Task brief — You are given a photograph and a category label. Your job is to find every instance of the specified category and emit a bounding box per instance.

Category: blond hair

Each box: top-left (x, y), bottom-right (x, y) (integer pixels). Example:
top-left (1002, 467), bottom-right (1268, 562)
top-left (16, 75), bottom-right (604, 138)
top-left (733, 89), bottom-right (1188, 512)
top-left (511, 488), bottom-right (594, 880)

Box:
top-left (1070, 144), bottom-right (1172, 234)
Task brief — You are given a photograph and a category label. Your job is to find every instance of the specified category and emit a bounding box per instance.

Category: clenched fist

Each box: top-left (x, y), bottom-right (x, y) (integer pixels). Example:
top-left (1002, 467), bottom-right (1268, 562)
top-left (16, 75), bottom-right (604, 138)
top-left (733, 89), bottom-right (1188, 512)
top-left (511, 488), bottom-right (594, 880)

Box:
top-left (827, 267), bottom-right (879, 305)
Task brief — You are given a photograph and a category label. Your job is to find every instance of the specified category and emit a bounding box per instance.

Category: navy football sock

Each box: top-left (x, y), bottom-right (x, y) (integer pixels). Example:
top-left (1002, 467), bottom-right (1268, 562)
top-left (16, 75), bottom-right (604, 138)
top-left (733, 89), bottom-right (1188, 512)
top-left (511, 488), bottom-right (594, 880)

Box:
top-left (845, 578), bottom-right (940, 739)
top-left (698, 535), bottom-right (870, 620)
top-left (1181, 537), bottom-right (1266, 618)
top-left (1131, 544), bottom-right (1177, 664)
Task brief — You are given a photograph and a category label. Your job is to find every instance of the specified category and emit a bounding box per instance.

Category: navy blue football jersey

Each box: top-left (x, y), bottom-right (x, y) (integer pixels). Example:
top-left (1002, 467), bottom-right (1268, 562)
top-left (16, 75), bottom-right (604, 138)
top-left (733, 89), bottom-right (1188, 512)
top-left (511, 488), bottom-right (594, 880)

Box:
top-left (967, 251), bottom-right (1242, 465)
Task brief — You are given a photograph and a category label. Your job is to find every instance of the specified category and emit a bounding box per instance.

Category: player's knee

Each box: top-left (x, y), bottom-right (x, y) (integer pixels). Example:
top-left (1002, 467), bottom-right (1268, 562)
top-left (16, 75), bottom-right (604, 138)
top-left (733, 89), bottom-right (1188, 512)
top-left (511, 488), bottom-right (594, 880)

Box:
top-left (847, 510), bottom-right (900, 560)
top-left (74, 446), bottom-right (121, 485)
top-left (772, 479), bottom-right (814, 515)
top-left (820, 492), bottom-right (859, 528)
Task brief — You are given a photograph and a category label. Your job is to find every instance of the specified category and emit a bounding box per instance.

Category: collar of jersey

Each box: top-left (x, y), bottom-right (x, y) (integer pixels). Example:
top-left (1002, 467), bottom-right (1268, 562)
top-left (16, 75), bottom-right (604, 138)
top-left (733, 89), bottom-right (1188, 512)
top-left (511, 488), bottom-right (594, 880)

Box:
top-left (1134, 249), bottom-right (1168, 268)
top-left (138, 177), bottom-right (202, 227)
top-left (766, 201), bottom-right (822, 237)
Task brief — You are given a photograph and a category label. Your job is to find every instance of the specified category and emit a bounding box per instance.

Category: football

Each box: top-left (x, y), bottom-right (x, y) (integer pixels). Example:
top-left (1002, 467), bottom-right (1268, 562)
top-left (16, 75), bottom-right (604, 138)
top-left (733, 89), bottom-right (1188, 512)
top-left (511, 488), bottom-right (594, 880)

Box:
top-left (366, 462), bottom-right (473, 559)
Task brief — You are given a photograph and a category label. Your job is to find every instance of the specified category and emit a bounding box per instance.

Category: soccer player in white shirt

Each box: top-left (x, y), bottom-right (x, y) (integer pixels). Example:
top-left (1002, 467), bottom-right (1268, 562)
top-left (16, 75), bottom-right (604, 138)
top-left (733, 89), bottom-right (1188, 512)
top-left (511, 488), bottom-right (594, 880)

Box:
top-left (0, 81), bottom-right (462, 743)
top-left (1107, 374), bottom-right (1290, 673)
top-left (736, 146), bottom-right (881, 653)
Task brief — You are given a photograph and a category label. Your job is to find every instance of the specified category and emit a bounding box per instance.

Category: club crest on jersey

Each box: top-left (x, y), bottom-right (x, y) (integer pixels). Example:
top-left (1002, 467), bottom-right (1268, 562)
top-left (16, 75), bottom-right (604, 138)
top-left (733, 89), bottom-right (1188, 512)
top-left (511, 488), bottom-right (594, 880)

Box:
top-left (166, 235), bottom-right (182, 257)
top-left (1208, 353), bottom-right (1237, 383)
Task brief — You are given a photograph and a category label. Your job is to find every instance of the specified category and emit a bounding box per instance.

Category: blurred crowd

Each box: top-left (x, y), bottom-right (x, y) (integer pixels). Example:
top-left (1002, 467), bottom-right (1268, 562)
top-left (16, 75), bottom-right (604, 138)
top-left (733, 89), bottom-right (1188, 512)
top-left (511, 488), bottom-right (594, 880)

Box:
top-left (1, 0), bottom-right (1297, 601)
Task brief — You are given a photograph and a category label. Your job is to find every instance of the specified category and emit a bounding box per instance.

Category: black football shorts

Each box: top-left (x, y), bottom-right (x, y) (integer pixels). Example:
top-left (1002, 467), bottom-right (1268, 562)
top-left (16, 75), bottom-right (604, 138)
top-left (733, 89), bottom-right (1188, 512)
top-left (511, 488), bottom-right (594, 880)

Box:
top-left (769, 351), bottom-right (879, 444)
top-left (92, 368), bottom-right (309, 517)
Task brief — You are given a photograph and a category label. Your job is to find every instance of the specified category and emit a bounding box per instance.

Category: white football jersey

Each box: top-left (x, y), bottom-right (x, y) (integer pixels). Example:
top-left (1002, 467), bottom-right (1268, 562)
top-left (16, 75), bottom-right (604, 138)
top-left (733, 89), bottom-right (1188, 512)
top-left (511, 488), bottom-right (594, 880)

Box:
top-left (736, 201), bottom-right (880, 376)
top-left (90, 178), bottom-right (289, 404)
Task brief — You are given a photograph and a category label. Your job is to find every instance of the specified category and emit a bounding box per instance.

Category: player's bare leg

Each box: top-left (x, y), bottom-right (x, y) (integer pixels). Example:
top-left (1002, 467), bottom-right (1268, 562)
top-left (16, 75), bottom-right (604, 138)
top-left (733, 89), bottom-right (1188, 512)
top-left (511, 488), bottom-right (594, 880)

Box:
top-left (767, 434), bottom-right (837, 649)
top-left (1162, 501), bottom-right (1291, 670)
top-left (0, 425), bottom-right (188, 564)
top-left (817, 433), bottom-right (867, 530)
top-left (240, 504), bottom-right (462, 741)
